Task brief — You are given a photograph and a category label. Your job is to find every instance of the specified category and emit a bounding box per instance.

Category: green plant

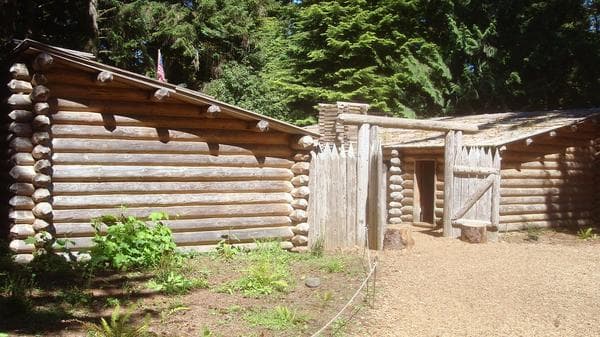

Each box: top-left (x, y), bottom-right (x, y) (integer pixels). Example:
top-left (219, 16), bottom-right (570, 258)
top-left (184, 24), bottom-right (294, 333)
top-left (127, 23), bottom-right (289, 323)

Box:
top-left (147, 271), bottom-right (208, 295)
top-left (160, 300), bottom-right (189, 322)
top-left (244, 306), bottom-right (307, 331)
top-left (317, 291), bottom-right (334, 307)
top-left (58, 287), bottom-right (93, 306)
top-left (212, 240), bottom-right (240, 261)
top-left (319, 257), bottom-right (346, 273)
top-left (90, 212), bottom-right (176, 271)
top-left (106, 298), bottom-right (121, 308)
top-left (331, 317), bottom-right (348, 337)
top-left (577, 227), bottom-right (597, 240)
top-left (525, 225), bottom-right (542, 241)
top-left (310, 237), bottom-right (325, 258)
top-left (84, 304), bottom-right (152, 337)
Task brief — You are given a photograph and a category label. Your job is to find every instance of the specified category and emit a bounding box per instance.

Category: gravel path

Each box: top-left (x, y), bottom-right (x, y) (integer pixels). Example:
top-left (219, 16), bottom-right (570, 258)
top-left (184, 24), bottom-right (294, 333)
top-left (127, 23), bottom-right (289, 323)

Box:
top-left (347, 229), bottom-right (600, 337)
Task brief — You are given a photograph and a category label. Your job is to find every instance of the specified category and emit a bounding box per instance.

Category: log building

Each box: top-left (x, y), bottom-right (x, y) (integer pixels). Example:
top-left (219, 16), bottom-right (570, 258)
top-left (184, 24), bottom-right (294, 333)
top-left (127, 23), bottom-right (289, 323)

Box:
top-left (380, 110), bottom-right (600, 232)
top-left (2, 40), bottom-right (318, 263)
top-left (315, 103), bottom-right (599, 241)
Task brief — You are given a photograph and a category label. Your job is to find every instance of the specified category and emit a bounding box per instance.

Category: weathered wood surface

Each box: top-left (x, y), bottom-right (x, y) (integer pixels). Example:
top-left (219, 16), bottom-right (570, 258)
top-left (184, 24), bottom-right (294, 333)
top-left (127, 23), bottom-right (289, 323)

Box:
top-left (10, 63), bottom-right (30, 80)
top-left (51, 165), bottom-right (293, 181)
top-left (338, 114), bottom-right (479, 132)
top-left (52, 138), bottom-right (292, 157)
top-left (50, 124), bottom-right (288, 144)
top-left (308, 143), bottom-right (358, 249)
top-left (52, 181), bottom-right (293, 195)
top-left (52, 153), bottom-right (293, 168)
top-left (55, 216), bottom-right (292, 236)
top-left (52, 203), bottom-right (293, 223)
top-left (52, 192), bottom-right (293, 209)
top-left (442, 131), bottom-right (456, 237)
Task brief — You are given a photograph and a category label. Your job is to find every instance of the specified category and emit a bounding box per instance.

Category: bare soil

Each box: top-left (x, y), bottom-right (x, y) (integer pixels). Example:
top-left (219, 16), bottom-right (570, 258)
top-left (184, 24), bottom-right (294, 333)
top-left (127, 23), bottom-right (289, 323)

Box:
top-left (347, 227), bottom-right (600, 337)
top-left (1, 251), bottom-right (365, 337)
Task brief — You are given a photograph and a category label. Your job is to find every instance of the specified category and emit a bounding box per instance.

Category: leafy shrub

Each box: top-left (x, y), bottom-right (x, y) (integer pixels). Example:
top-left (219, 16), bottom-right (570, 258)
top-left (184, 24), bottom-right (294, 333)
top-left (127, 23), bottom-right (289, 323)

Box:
top-left (84, 304), bottom-right (153, 337)
top-left (90, 212), bottom-right (176, 271)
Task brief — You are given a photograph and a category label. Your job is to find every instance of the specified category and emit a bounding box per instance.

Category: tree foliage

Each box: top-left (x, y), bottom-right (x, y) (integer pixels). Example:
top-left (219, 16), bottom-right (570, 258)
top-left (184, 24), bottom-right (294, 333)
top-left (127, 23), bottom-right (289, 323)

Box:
top-left (1, 0), bottom-right (599, 120)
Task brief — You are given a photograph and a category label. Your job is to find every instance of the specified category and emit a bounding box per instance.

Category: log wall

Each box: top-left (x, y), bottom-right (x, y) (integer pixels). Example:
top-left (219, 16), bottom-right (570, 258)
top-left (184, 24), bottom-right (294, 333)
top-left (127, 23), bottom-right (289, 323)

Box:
top-left (499, 128), bottom-right (597, 231)
top-left (5, 56), bottom-right (317, 256)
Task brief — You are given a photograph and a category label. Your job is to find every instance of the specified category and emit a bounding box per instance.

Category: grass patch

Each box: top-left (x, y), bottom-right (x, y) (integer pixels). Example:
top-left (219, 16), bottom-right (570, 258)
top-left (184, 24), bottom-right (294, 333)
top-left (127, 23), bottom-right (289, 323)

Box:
top-left (244, 306), bottom-right (308, 331)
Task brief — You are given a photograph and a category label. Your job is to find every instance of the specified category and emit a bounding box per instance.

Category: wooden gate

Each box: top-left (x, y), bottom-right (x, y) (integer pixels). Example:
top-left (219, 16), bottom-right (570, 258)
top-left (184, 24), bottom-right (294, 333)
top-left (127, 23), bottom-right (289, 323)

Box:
top-left (308, 125), bottom-right (386, 250)
top-left (443, 131), bottom-right (501, 239)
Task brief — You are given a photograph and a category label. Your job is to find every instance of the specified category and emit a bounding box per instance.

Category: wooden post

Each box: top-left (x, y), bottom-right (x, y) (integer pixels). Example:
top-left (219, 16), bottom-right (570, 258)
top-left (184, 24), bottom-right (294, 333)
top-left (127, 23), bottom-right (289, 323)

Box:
top-left (356, 123), bottom-right (371, 247)
top-left (443, 131), bottom-right (455, 237)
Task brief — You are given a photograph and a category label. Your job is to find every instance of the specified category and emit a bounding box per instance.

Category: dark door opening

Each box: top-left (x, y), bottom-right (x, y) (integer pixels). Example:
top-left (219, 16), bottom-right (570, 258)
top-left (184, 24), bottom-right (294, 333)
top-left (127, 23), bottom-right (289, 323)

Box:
top-left (414, 160), bottom-right (436, 224)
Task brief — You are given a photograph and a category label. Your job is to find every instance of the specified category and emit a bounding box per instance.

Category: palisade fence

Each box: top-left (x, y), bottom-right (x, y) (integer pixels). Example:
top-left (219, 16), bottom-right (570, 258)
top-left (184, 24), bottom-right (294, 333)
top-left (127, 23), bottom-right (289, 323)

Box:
top-left (308, 124), bottom-right (386, 250)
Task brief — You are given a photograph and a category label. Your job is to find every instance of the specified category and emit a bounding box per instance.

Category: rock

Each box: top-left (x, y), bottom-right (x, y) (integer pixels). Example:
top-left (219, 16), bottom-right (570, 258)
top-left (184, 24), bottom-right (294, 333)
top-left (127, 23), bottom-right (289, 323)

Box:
top-left (291, 234), bottom-right (308, 246)
top-left (461, 224), bottom-right (487, 243)
top-left (305, 277), bottom-right (321, 288)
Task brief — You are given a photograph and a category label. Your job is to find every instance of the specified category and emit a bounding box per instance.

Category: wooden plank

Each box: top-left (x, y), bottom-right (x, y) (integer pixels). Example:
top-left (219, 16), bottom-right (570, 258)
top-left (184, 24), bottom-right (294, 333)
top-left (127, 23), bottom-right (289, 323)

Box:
top-left (454, 165), bottom-right (499, 175)
top-left (355, 123), bottom-right (371, 247)
top-left (491, 149), bottom-right (501, 228)
top-left (442, 131), bottom-right (455, 237)
top-left (307, 150), bottom-right (318, 246)
top-left (346, 144), bottom-right (357, 246)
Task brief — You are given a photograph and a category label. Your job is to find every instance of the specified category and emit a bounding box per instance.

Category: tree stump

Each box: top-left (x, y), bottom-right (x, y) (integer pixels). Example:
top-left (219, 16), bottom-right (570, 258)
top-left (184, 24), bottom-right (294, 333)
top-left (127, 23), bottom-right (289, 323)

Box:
top-left (460, 224), bottom-right (487, 243)
top-left (383, 225), bottom-right (414, 250)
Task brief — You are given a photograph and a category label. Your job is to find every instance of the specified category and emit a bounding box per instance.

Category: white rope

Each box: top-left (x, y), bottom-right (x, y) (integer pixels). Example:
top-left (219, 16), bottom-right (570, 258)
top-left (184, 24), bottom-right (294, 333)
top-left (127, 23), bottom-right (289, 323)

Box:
top-left (309, 226), bottom-right (377, 337)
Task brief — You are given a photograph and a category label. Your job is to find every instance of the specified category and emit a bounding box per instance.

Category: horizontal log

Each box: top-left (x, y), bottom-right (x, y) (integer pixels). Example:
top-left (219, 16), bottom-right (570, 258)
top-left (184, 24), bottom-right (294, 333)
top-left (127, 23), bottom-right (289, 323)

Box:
top-left (33, 53), bottom-right (54, 72)
top-left (388, 217), bottom-right (403, 224)
top-left (338, 114), bottom-right (479, 132)
top-left (500, 187), bottom-right (593, 196)
top-left (400, 214), bottom-right (412, 222)
top-left (389, 184), bottom-right (403, 191)
top-left (290, 135), bottom-right (315, 150)
top-left (52, 138), bottom-right (292, 157)
top-left (9, 166), bottom-right (35, 182)
top-left (500, 219), bottom-right (594, 231)
top-left (505, 144), bottom-right (586, 154)
top-left (9, 137), bottom-right (33, 152)
top-left (501, 168), bottom-right (589, 179)
top-left (52, 165), bottom-right (293, 182)
top-left (10, 224), bottom-right (35, 238)
top-left (9, 239), bottom-right (34, 253)
top-left (177, 241), bottom-right (294, 253)
top-left (501, 178), bottom-right (588, 188)
top-left (50, 124), bottom-right (288, 145)
top-left (7, 79), bottom-right (33, 93)
top-left (500, 204), bottom-right (591, 215)
top-left (32, 145), bottom-right (52, 160)
top-left (501, 212), bottom-right (592, 223)
top-left (292, 152), bottom-right (311, 162)
top-left (34, 102), bottom-right (51, 115)
top-left (34, 159), bottom-right (52, 174)
top-left (8, 110), bottom-right (33, 122)
top-left (31, 85), bottom-right (50, 102)
top-left (52, 98), bottom-right (209, 118)
top-left (9, 153), bottom-right (34, 166)
top-left (52, 192), bottom-right (293, 209)
top-left (52, 180), bottom-right (293, 195)
top-left (50, 83), bottom-right (177, 103)
top-left (501, 153), bottom-right (584, 162)
top-left (9, 196), bottom-right (34, 210)
top-left (389, 166), bottom-right (402, 174)
top-left (9, 63), bottom-right (30, 80)
top-left (501, 195), bottom-right (591, 205)
top-left (454, 165), bottom-right (499, 175)
top-left (33, 219), bottom-right (51, 231)
top-left (9, 210), bottom-right (35, 224)
top-left (9, 183), bottom-right (35, 196)
top-left (52, 153), bottom-right (293, 168)
top-left (33, 115), bottom-right (51, 129)
top-left (51, 111), bottom-right (251, 131)
top-left (57, 226), bottom-right (294, 249)
top-left (55, 216), bottom-right (292, 237)
top-left (52, 203), bottom-right (294, 223)
top-left (389, 208), bottom-right (403, 216)
top-left (31, 73), bottom-right (47, 86)
top-left (502, 161), bottom-right (591, 170)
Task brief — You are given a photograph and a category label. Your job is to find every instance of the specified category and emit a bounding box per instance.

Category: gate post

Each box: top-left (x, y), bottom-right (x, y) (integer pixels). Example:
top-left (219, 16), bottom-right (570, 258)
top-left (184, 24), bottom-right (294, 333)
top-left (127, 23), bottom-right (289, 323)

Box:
top-left (356, 123), bottom-right (371, 246)
top-left (443, 131), bottom-right (456, 237)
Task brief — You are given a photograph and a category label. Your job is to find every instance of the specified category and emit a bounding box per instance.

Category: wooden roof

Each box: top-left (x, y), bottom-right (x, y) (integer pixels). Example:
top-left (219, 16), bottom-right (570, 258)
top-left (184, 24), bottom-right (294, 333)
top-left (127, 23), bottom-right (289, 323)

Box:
top-left (12, 39), bottom-right (319, 137)
top-left (382, 109), bottom-right (600, 148)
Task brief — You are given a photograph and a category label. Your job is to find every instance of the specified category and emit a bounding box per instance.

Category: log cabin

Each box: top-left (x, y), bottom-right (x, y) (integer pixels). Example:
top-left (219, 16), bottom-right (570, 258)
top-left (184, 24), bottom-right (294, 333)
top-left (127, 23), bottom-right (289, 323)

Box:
top-left (2, 39), bottom-right (319, 263)
top-left (316, 102), bottom-right (599, 243)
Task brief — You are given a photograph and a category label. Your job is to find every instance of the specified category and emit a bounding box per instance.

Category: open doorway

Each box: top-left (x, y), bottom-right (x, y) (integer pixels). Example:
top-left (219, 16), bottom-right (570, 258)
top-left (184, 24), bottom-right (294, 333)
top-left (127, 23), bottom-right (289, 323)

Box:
top-left (414, 160), bottom-right (436, 225)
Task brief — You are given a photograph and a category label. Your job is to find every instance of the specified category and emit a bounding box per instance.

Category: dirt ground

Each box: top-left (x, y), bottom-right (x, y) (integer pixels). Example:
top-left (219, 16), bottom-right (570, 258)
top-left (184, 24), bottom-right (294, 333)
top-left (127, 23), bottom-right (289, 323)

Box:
top-left (346, 227), bottom-right (600, 337)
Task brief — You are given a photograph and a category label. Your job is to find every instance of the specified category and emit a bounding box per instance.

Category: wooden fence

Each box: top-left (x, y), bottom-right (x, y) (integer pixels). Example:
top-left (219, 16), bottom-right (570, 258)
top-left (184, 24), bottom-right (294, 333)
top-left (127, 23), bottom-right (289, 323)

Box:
top-left (308, 126), bottom-right (386, 250)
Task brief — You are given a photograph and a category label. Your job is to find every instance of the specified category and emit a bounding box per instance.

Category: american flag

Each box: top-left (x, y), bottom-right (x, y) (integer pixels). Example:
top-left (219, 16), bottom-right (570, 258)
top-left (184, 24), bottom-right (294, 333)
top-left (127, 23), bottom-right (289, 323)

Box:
top-left (157, 49), bottom-right (166, 82)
